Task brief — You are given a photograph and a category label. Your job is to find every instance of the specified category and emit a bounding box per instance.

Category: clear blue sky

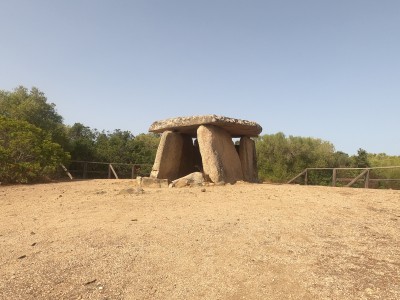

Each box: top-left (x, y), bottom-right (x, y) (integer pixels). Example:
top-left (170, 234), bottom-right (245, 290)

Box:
top-left (1, 1), bottom-right (399, 155)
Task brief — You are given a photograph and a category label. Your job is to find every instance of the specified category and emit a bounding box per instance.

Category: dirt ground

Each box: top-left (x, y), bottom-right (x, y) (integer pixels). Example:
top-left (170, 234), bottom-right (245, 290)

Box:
top-left (0, 180), bottom-right (399, 300)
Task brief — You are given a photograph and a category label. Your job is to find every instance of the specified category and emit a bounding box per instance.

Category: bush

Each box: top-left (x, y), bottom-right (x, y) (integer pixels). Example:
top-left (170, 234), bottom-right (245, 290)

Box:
top-left (0, 117), bottom-right (69, 183)
top-left (256, 133), bottom-right (336, 182)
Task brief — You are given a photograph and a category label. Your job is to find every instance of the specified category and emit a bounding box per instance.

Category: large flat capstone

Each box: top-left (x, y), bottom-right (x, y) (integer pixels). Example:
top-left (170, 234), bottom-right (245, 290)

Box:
top-left (149, 115), bottom-right (262, 137)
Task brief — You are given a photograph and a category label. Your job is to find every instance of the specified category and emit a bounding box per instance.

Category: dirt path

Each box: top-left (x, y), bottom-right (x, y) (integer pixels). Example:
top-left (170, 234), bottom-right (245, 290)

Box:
top-left (1, 180), bottom-right (399, 299)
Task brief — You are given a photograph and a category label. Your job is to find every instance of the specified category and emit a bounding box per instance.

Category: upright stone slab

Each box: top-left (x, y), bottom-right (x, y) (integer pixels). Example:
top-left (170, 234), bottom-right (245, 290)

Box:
top-left (197, 125), bottom-right (243, 184)
top-left (150, 131), bottom-right (183, 181)
top-left (239, 136), bottom-right (258, 183)
top-left (151, 132), bottom-right (198, 181)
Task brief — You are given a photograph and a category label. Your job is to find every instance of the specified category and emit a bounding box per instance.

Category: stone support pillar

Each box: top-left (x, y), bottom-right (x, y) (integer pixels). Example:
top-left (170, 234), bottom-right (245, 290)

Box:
top-left (150, 131), bottom-right (184, 181)
top-left (239, 136), bottom-right (258, 183)
top-left (197, 125), bottom-right (243, 184)
top-left (150, 131), bottom-right (197, 181)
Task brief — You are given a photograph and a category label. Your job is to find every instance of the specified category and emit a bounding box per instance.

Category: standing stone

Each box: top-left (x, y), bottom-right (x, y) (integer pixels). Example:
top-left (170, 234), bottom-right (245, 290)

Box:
top-left (197, 125), bottom-right (243, 184)
top-left (239, 136), bottom-right (258, 183)
top-left (150, 131), bottom-right (183, 181)
top-left (150, 132), bottom-right (198, 181)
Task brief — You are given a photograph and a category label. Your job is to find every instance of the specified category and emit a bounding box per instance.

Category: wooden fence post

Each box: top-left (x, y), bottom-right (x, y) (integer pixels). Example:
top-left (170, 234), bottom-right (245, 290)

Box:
top-left (304, 169), bottom-right (308, 185)
top-left (108, 164), bottom-right (119, 179)
top-left (131, 165), bottom-right (136, 179)
top-left (60, 164), bottom-right (73, 180)
top-left (332, 168), bottom-right (337, 187)
top-left (346, 169), bottom-right (368, 187)
top-left (365, 169), bottom-right (370, 189)
top-left (287, 169), bottom-right (307, 184)
top-left (83, 162), bottom-right (88, 179)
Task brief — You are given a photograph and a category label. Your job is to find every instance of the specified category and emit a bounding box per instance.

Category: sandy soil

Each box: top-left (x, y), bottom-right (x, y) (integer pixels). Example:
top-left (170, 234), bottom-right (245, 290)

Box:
top-left (0, 180), bottom-right (399, 300)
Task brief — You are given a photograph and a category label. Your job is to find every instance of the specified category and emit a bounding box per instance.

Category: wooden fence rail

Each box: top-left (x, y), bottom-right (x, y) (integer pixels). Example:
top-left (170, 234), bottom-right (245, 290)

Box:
top-left (60, 161), bottom-right (152, 180)
top-left (287, 166), bottom-right (400, 189)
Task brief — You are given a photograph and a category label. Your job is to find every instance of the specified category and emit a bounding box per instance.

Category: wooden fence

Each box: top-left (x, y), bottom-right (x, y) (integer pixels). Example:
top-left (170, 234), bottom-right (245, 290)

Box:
top-left (60, 161), bottom-right (152, 180)
top-left (287, 166), bottom-right (400, 189)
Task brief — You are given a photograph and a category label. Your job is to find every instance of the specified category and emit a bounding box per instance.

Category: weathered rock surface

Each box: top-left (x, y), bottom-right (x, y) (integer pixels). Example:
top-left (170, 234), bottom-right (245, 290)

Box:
top-left (197, 125), bottom-right (243, 184)
top-left (137, 176), bottom-right (169, 188)
top-left (150, 131), bottom-right (184, 181)
top-left (148, 115), bottom-right (262, 184)
top-left (171, 172), bottom-right (205, 188)
top-left (149, 115), bottom-right (262, 137)
top-left (239, 137), bottom-right (258, 183)
top-left (150, 131), bottom-right (198, 181)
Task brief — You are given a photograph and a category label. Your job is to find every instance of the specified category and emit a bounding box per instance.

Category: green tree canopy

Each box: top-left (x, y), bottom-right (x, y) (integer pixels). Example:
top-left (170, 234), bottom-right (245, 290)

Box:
top-left (333, 151), bottom-right (352, 168)
top-left (0, 86), bottom-right (67, 147)
top-left (353, 148), bottom-right (370, 168)
top-left (95, 130), bottom-right (137, 163)
top-left (130, 133), bottom-right (160, 164)
top-left (0, 117), bottom-right (69, 183)
top-left (66, 123), bottom-right (98, 161)
top-left (256, 133), bottom-right (336, 182)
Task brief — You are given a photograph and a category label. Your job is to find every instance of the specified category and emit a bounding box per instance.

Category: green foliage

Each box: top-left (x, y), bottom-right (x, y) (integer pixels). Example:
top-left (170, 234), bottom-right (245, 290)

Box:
top-left (0, 86), bottom-right (68, 147)
top-left (352, 148), bottom-right (370, 168)
top-left (368, 153), bottom-right (400, 168)
top-left (95, 130), bottom-right (136, 163)
top-left (130, 133), bottom-right (160, 164)
top-left (367, 153), bottom-right (400, 188)
top-left (0, 117), bottom-right (69, 183)
top-left (2, 85), bottom-right (400, 186)
top-left (333, 151), bottom-right (352, 167)
top-left (65, 122), bottom-right (160, 165)
top-left (66, 123), bottom-right (98, 161)
top-left (256, 133), bottom-right (336, 182)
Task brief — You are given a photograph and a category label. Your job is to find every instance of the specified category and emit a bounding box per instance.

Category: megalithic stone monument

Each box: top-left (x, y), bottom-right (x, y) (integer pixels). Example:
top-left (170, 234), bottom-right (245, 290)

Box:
top-left (148, 115), bottom-right (262, 184)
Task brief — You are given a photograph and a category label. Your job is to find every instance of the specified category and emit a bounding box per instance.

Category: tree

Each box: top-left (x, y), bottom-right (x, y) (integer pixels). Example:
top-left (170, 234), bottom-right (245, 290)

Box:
top-left (256, 132), bottom-right (290, 181)
top-left (0, 86), bottom-right (67, 147)
top-left (130, 133), bottom-right (160, 164)
top-left (0, 117), bottom-right (69, 183)
top-left (66, 123), bottom-right (98, 161)
top-left (367, 153), bottom-right (400, 188)
top-left (333, 151), bottom-right (352, 167)
top-left (95, 129), bottom-right (137, 163)
top-left (256, 133), bottom-right (336, 182)
top-left (353, 148), bottom-right (370, 168)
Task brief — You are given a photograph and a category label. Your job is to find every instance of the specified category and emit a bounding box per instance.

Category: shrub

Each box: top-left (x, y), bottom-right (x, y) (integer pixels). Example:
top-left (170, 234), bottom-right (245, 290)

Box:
top-left (0, 117), bottom-right (69, 183)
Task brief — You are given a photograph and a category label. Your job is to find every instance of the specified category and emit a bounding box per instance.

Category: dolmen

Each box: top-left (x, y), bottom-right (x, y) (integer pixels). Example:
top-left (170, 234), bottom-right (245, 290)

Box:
top-left (140, 115), bottom-right (262, 187)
